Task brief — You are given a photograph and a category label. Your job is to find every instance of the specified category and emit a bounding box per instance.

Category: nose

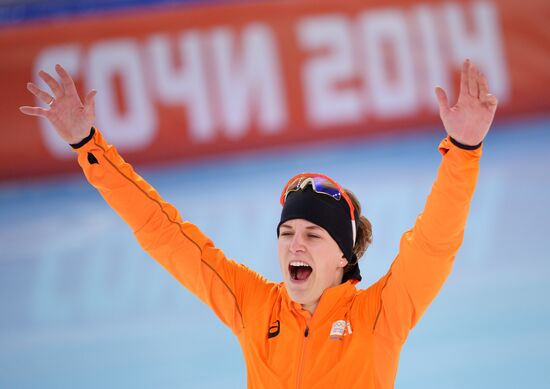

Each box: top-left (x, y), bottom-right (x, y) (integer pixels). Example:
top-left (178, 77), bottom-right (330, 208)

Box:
top-left (289, 232), bottom-right (306, 254)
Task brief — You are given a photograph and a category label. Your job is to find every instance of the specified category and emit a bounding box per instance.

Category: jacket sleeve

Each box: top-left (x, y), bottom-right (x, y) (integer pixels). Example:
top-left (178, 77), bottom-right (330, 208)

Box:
top-left (372, 136), bottom-right (482, 343)
top-left (73, 128), bottom-right (272, 335)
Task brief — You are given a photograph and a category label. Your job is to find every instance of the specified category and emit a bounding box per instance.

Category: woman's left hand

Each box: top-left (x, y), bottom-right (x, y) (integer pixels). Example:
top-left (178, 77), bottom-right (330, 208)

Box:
top-left (434, 59), bottom-right (498, 146)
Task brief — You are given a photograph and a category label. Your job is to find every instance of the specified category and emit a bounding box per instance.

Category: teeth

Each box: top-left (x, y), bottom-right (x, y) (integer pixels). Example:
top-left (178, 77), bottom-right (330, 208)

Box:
top-left (290, 261), bottom-right (311, 267)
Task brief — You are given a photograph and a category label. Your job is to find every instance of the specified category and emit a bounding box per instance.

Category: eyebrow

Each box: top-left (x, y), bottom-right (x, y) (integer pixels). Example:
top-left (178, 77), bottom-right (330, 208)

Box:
top-left (305, 225), bottom-right (323, 230)
top-left (279, 224), bottom-right (322, 231)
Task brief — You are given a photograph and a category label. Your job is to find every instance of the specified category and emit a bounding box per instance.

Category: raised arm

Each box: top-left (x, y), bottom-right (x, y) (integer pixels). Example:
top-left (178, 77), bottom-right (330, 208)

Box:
top-left (20, 66), bottom-right (272, 334)
top-left (372, 59), bottom-right (498, 342)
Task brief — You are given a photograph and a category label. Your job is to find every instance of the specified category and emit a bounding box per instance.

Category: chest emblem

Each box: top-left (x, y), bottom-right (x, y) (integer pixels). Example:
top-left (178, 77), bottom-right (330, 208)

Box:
top-left (329, 320), bottom-right (352, 340)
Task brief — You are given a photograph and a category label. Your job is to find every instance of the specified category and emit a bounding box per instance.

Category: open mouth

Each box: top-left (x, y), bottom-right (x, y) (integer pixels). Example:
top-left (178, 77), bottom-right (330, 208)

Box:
top-left (289, 261), bottom-right (313, 281)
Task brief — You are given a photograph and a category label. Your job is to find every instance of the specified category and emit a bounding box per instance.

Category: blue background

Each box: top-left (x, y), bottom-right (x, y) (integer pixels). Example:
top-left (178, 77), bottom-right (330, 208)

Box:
top-left (1, 0), bottom-right (550, 387)
top-left (1, 117), bottom-right (549, 388)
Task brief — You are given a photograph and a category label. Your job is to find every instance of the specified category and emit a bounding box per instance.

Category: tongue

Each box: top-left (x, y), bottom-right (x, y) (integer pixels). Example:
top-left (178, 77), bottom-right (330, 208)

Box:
top-left (296, 266), bottom-right (312, 281)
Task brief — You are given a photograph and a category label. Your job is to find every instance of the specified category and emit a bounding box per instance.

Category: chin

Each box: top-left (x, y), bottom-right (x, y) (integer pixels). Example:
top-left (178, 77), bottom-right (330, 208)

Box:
top-left (285, 284), bottom-right (315, 305)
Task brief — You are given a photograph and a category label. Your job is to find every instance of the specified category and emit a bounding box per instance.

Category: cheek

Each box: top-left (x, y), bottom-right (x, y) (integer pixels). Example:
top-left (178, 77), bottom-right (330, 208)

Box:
top-left (316, 258), bottom-right (335, 281)
top-left (277, 239), bottom-right (286, 256)
top-left (310, 250), bottom-right (329, 273)
top-left (277, 239), bottom-right (287, 267)
top-left (311, 245), bottom-right (341, 279)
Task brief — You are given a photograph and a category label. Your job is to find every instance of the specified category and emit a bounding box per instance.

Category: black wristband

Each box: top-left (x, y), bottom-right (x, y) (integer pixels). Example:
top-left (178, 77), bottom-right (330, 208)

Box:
top-left (449, 136), bottom-right (482, 150)
top-left (70, 127), bottom-right (95, 149)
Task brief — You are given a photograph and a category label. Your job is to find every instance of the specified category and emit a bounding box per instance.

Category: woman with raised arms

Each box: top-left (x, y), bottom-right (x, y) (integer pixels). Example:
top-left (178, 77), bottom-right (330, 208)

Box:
top-left (20, 58), bottom-right (497, 388)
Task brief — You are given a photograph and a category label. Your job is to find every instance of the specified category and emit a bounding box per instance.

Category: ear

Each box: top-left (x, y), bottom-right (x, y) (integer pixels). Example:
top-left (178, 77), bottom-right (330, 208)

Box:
top-left (339, 256), bottom-right (348, 268)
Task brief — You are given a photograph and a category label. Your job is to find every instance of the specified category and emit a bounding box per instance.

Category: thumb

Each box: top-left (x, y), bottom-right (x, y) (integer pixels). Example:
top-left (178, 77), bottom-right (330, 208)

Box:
top-left (434, 86), bottom-right (449, 113)
top-left (84, 89), bottom-right (97, 114)
top-left (482, 93), bottom-right (498, 107)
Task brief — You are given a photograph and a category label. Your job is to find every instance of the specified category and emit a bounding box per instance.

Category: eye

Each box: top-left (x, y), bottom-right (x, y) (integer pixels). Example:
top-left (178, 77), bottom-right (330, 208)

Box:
top-left (280, 231), bottom-right (293, 237)
top-left (307, 234), bottom-right (320, 239)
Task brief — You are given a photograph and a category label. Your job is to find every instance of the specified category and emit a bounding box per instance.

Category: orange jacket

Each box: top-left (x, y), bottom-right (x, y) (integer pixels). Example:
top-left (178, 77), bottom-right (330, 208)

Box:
top-left (74, 128), bottom-right (481, 388)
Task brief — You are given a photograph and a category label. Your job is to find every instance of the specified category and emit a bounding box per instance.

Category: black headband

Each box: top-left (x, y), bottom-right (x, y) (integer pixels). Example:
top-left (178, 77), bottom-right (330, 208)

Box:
top-left (277, 186), bottom-right (361, 282)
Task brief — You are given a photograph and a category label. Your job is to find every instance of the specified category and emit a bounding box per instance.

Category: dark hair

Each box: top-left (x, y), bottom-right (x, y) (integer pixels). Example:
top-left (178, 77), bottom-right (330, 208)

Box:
top-left (343, 189), bottom-right (373, 273)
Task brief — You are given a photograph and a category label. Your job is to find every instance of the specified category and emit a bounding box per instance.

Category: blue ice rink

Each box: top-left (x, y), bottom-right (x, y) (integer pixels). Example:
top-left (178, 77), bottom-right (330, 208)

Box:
top-left (1, 117), bottom-right (549, 388)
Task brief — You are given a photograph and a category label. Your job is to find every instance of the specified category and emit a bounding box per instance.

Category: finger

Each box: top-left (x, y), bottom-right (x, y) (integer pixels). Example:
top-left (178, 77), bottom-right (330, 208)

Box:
top-left (39, 70), bottom-right (63, 98)
top-left (55, 64), bottom-right (79, 97)
top-left (19, 106), bottom-right (51, 117)
top-left (459, 59), bottom-right (469, 98)
top-left (468, 62), bottom-right (479, 98)
top-left (84, 89), bottom-right (97, 114)
top-left (478, 70), bottom-right (489, 99)
top-left (434, 86), bottom-right (450, 113)
top-left (27, 82), bottom-right (54, 105)
top-left (481, 93), bottom-right (498, 107)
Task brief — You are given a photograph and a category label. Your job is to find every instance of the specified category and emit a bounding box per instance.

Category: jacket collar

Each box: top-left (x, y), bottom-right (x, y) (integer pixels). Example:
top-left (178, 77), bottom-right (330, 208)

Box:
top-left (281, 280), bottom-right (358, 324)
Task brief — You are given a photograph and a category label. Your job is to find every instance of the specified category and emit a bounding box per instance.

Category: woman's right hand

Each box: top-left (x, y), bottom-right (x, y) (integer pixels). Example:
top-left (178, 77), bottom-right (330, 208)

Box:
top-left (20, 64), bottom-right (97, 145)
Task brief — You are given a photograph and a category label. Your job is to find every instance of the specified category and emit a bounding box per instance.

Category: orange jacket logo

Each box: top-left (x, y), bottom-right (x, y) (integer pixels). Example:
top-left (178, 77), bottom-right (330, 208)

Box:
top-left (329, 320), bottom-right (352, 340)
top-left (268, 320), bottom-right (281, 339)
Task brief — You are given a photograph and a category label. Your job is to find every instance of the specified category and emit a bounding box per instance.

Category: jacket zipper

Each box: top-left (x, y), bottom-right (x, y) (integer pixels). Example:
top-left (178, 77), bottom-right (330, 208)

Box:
top-left (296, 326), bottom-right (309, 389)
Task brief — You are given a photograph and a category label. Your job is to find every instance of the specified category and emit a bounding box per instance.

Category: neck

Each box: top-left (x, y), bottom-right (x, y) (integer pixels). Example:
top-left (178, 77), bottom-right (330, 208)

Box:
top-left (300, 273), bottom-right (347, 315)
top-left (301, 301), bottom-right (319, 315)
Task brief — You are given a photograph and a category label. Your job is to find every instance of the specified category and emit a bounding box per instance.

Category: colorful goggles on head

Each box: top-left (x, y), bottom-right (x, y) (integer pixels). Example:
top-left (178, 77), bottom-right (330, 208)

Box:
top-left (280, 172), bottom-right (357, 245)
